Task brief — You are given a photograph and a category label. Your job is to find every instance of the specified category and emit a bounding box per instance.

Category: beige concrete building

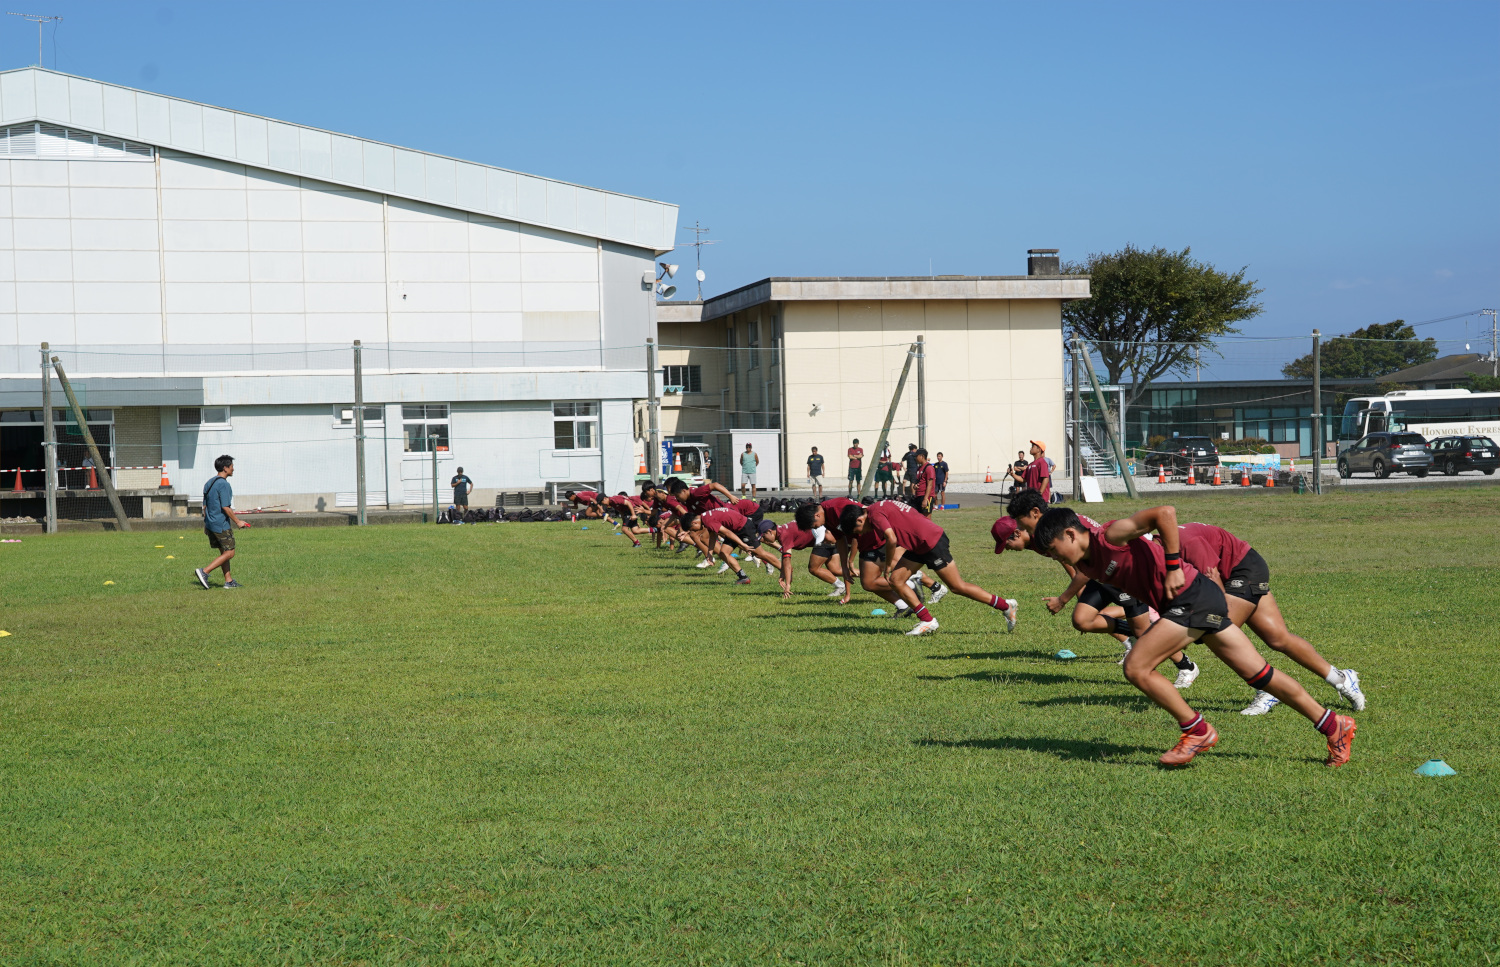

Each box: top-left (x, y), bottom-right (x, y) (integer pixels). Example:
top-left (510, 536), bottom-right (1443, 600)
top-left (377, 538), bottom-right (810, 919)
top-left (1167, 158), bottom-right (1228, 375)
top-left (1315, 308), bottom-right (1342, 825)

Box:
top-left (653, 263), bottom-right (1089, 488)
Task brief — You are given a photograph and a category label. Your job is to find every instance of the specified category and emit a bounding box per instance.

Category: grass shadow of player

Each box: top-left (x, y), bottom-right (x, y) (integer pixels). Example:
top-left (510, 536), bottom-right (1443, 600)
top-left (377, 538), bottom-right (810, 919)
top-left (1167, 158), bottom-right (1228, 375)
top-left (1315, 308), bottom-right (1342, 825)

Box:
top-left (917, 670), bottom-right (1077, 686)
top-left (915, 736), bottom-right (1156, 763)
top-left (925, 649), bottom-right (1063, 662)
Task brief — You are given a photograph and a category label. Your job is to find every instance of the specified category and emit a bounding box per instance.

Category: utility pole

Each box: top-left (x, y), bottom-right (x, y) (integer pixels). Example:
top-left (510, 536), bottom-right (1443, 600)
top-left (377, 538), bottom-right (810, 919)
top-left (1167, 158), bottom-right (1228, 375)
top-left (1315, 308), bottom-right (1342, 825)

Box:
top-left (1070, 338), bottom-right (1082, 502)
top-left (677, 221), bottom-right (719, 301)
top-left (40, 342), bottom-right (56, 533)
top-left (353, 340), bottom-right (367, 525)
top-left (860, 343), bottom-right (918, 501)
top-left (646, 337), bottom-right (661, 485)
top-left (1311, 329), bottom-right (1322, 496)
top-left (915, 335), bottom-right (926, 452)
top-left (51, 355), bottom-right (130, 531)
top-left (1484, 309), bottom-right (1499, 378)
top-left (7, 12), bottom-right (61, 66)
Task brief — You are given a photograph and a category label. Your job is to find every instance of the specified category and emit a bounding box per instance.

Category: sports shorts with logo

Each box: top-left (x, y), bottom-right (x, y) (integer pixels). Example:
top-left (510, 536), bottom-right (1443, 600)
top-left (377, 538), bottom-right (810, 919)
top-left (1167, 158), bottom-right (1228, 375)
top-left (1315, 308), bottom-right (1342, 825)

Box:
top-left (1158, 573), bottom-right (1228, 633)
top-left (1224, 547), bottom-right (1271, 603)
top-left (1078, 580), bottom-right (1150, 619)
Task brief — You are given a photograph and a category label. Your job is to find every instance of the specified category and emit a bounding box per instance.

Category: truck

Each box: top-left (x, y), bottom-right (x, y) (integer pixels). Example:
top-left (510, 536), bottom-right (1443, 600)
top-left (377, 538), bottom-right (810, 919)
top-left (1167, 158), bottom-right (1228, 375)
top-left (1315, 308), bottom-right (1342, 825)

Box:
top-left (635, 440), bottom-right (714, 487)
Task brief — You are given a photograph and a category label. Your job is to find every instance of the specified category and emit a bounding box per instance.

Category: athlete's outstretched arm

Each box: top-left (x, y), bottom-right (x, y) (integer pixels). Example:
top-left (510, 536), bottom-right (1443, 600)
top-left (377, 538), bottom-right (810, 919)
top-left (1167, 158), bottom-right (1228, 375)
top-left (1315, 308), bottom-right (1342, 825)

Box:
top-left (1103, 505), bottom-right (1180, 554)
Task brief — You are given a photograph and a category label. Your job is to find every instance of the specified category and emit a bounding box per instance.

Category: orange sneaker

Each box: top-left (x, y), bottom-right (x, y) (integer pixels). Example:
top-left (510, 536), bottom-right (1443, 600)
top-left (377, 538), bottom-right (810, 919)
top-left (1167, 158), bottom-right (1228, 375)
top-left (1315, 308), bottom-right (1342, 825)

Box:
top-left (1324, 714), bottom-right (1356, 767)
top-left (1159, 724), bottom-right (1218, 767)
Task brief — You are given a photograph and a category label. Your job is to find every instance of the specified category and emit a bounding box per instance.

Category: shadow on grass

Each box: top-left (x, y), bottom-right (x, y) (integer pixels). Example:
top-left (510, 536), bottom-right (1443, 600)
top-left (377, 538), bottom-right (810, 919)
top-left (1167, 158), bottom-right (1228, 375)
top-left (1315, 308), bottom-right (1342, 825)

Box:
top-left (926, 649), bottom-right (1074, 662)
top-left (916, 735), bottom-right (1155, 761)
top-left (917, 670), bottom-right (1078, 686)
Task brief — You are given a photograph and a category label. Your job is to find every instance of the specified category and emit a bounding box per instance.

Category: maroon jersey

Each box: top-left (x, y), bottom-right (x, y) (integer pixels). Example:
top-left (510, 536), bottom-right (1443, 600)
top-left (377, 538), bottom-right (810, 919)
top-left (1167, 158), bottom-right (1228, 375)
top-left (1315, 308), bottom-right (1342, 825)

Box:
top-left (858, 499), bottom-right (945, 554)
top-left (912, 463), bottom-right (937, 496)
top-left (776, 522), bottom-right (819, 554)
top-left (1073, 518), bottom-right (1198, 613)
top-left (687, 484), bottom-right (725, 515)
top-left (732, 498), bottom-right (762, 517)
top-left (1021, 458), bottom-right (1051, 500)
top-left (604, 494), bottom-right (633, 511)
top-left (1180, 522), bottom-right (1251, 576)
top-left (699, 507), bottom-right (748, 534)
top-left (819, 497), bottom-right (861, 536)
top-left (572, 490), bottom-right (600, 504)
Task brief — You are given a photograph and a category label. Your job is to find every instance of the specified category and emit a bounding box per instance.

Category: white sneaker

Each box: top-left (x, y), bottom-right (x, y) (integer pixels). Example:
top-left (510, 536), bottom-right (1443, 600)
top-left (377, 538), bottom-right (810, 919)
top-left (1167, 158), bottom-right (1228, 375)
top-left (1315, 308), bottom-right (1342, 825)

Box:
top-left (1000, 598), bottom-right (1018, 633)
top-left (716, 562), bottom-right (731, 574)
top-left (1335, 668), bottom-right (1366, 711)
top-left (695, 559), bottom-right (712, 569)
top-left (905, 572), bottom-right (924, 591)
top-left (827, 580), bottom-right (845, 598)
top-left (929, 583), bottom-right (949, 605)
top-left (905, 619), bottom-right (940, 636)
top-left (1173, 662), bottom-right (1200, 690)
top-left (1118, 638), bottom-right (1134, 666)
top-left (1240, 690), bottom-right (1280, 716)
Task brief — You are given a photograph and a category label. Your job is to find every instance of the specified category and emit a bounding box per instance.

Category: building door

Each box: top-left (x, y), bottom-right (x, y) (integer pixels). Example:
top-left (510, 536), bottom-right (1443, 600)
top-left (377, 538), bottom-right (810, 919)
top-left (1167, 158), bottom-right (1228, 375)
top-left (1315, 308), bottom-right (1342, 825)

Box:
top-left (731, 430), bottom-right (782, 490)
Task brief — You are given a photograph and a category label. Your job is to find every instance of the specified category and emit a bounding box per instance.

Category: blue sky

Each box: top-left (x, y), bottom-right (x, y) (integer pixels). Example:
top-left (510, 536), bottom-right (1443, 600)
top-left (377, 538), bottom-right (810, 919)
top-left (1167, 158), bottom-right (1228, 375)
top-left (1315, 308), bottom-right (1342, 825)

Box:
top-left (10, 1), bottom-right (1497, 353)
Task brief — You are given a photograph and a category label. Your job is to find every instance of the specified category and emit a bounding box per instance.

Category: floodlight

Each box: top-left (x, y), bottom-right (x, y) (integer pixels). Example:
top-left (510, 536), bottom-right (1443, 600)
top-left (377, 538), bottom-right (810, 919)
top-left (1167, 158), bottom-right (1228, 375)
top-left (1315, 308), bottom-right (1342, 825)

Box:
top-left (657, 283), bottom-right (677, 299)
top-left (659, 262), bottom-right (679, 278)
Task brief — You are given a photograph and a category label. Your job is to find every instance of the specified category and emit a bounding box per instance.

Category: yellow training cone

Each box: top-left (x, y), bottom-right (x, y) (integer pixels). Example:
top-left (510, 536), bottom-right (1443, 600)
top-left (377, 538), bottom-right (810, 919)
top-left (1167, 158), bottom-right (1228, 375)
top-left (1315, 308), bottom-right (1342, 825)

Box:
top-left (155, 545), bottom-right (164, 548)
top-left (165, 555), bottom-right (175, 559)
top-left (103, 580), bottom-right (115, 585)
top-left (0, 630), bottom-right (11, 637)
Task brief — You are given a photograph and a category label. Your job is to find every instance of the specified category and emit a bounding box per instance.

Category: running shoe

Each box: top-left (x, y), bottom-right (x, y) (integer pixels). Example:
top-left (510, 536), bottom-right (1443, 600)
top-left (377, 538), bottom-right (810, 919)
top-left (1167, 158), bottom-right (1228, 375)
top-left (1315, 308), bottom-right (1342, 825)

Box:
top-left (631, 540), bottom-right (641, 547)
top-left (716, 563), bottom-right (731, 574)
top-left (827, 580), bottom-right (846, 598)
top-left (1173, 662), bottom-right (1200, 690)
top-left (929, 583), bottom-right (949, 605)
top-left (734, 574), bottom-right (752, 585)
top-left (1118, 638), bottom-right (1134, 666)
top-left (1335, 668), bottom-right (1366, 712)
top-left (194, 568), bottom-right (210, 590)
top-left (905, 619), bottom-right (940, 636)
top-left (1000, 598), bottom-right (1019, 633)
top-left (1324, 714), bottom-right (1357, 768)
top-left (1240, 691), bottom-right (1280, 716)
top-left (905, 572), bottom-right (924, 591)
top-left (695, 559), bottom-right (712, 569)
top-left (223, 579), bottom-right (242, 589)
top-left (1159, 724), bottom-right (1218, 767)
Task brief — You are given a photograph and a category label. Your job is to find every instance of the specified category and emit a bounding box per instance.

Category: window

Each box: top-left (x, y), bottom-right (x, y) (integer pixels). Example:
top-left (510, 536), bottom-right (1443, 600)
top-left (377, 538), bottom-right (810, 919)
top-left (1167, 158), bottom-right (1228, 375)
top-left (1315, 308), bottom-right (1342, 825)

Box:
top-left (178, 407), bottom-right (231, 429)
top-left (403, 404), bottom-right (449, 453)
top-left (662, 365), bottom-right (702, 394)
top-left (772, 314), bottom-right (782, 366)
top-left (726, 326), bottom-right (737, 374)
top-left (553, 401), bottom-right (598, 450)
top-left (0, 409), bottom-right (112, 424)
top-left (0, 123), bottom-right (153, 160)
top-left (1150, 388), bottom-right (1198, 408)
top-left (335, 405), bottom-right (384, 427)
top-left (748, 320), bottom-right (761, 370)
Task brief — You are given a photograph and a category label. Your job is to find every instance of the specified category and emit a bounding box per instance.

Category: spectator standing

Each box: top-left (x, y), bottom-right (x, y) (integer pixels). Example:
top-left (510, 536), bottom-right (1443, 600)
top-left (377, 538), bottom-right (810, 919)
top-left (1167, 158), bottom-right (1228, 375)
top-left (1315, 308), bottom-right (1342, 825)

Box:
top-left (910, 448), bottom-right (938, 514)
top-left (901, 443), bottom-right (921, 496)
top-left (932, 452), bottom-right (950, 509)
top-left (194, 454), bottom-right (250, 590)
top-left (807, 447), bottom-right (825, 498)
top-left (450, 466), bottom-right (474, 510)
top-left (875, 444), bottom-right (897, 497)
top-left (739, 443), bottom-right (760, 497)
top-left (1007, 440), bottom-right (1052, 502)
top-left (846, 439), bottom-right (864, 496)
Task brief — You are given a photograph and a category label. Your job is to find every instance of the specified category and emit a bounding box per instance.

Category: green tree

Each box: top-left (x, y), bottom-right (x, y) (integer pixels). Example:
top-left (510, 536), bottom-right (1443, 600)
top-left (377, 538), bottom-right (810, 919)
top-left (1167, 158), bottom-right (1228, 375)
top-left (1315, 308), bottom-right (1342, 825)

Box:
top-left (1061, 245), bottom-right (1262, 407)
top-left (1281, 321), bottom-right (1437, 379)
top-left (1466, 373), bottom-right (1500, 392)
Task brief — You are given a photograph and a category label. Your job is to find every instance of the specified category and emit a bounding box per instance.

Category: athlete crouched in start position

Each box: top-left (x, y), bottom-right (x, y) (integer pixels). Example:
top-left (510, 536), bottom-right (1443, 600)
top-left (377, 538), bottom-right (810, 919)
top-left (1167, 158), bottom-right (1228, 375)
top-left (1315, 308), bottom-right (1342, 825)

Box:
top-left (602, 492), bottom-right (650, 546)
top-left (691, 505), bottom-right (779, 585)
top-left (564, 489), bottom-right (605, 519)
top-left (1004, 489), bottom-right (1198, 686)
top-left (772, 506), bottom-right (851, 600)
top-left (813, 497), bottom-right (943, 617)
top-left (841, 499), bottom-right (1017, 636)
top-left (1035, 506), bottom-right (1356, 767)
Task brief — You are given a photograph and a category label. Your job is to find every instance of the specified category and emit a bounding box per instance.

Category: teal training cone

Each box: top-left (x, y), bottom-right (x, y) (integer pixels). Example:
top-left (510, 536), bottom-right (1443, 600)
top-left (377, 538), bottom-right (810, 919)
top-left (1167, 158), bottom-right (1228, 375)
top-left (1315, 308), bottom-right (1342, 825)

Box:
top-left (581, 526), bottom-right (589, 530)
top-left (1055, 649), bottom-right (1078, 660)
top-left (1414, 759), bottom-right (1456, 777)
top-left (870, 608), bottom-right (887, 617)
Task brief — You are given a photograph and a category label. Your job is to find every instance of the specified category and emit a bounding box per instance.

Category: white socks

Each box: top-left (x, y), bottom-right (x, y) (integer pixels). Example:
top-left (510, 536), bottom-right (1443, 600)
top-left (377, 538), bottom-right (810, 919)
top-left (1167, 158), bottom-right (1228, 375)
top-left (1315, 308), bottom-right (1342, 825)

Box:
top-left (1324, 667), bottom-right (1347, 687)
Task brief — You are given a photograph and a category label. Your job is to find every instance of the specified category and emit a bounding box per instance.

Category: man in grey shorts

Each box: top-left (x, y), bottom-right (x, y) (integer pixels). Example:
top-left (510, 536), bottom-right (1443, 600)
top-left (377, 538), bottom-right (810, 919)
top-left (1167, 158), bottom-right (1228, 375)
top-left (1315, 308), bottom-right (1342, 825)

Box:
top-left (195, 454), bottom-right (251, 589)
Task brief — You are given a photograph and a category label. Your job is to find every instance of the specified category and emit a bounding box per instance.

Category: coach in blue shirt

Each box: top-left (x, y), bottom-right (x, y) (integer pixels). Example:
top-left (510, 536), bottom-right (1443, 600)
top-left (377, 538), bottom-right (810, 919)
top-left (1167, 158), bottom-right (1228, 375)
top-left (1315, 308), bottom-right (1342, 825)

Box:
top-left (195, 454), bottom-right (250, 589)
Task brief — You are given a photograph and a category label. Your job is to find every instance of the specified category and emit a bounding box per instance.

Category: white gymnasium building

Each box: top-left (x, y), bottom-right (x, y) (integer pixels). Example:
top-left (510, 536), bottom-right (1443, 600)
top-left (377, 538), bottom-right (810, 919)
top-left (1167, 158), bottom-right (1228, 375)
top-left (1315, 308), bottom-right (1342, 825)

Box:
top-left (0, 68), bottom-right (676, 514)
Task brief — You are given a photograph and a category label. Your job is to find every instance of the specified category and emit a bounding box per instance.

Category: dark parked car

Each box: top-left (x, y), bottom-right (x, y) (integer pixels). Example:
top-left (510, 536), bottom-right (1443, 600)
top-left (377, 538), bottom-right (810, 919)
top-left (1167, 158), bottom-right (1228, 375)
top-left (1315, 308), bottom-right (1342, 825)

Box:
top-left (1428, 435), bottom-right (1499, 476)
top-left (1144, 436), bottom-right (1220, 473)
top-left (1338, 432), bottom-right (1431, 479)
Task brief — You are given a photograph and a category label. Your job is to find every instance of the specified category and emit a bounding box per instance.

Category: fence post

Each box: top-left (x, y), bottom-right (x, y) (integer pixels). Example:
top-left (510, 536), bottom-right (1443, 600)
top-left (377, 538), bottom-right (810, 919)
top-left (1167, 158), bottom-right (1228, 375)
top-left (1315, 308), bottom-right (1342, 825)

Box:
top-left (40, 342), bottom-right (57, 533)
top-left (1070, 337), bottom-right (1082, 502)
top-left (430, 435), bottom-right (439, 523)
top-left (1311, 329), bottom-right (1322, 495)
top-left (916, 335), bottom-right (926, 453)
top-left (50, 355), bottom-right (131, 531)
top-left (646, 337), bottom-right (661, 485)
top-left (353, 340), bottom-right (367, 525)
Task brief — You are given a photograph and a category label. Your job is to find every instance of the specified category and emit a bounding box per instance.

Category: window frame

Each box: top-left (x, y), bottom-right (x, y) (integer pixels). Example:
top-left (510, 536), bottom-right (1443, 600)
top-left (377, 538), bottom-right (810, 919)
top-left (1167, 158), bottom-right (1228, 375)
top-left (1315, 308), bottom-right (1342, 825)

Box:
top-left (748, 319), bottom-right (761, 370)
top-left (661, 364), bottom-right (703, 394)
top-left (178, 406), bottom-right (231, 430)
top-left (726, 326), bottom-right (737, 374)
top-left (334, 405), bottom-right (385, 429)
top-left (552, 401), bottom-right (600, 452)
top-left (402, 403), bottom-right (450, 455)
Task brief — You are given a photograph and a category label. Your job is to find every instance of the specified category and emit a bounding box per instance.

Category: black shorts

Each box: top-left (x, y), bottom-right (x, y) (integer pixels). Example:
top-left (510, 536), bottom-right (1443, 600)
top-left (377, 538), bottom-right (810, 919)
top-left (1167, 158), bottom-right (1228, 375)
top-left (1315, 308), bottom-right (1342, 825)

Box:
top-left (809, 541), bottom-right (837, 560)
top-left (1224, 547), bottom-right (1271, 603)
top-left (1077, 580), bottom-right (1150, 619)
top-left (1158, 573), bottom-right (1228, 634)
top-left (904, 533), bottom-right (952, 571)
top-left (859, 548), bottom-right (926, 572)
top-left (738, 521), bottom-right (763, 548)
top-left (906, 494), bottom-right (932, 515)
top-left (454, 494), bottom-right (469, 507)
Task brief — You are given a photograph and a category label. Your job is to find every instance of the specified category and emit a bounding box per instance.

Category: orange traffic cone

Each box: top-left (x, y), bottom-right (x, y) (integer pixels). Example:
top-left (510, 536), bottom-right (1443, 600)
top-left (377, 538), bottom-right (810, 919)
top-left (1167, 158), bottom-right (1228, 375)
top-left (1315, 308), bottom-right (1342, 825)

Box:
top-left (1211, 465), bottom-right (1222, 486)
top-left (984, 466), bottom-right (993, 483)
top-left (637, 457), bottom-right (647, 475)
top-left (673, 452), bottom-right (682, 472)
top-left (1186, 466), bottom-right (1196, 485)
top-left (1157, 465), bottom-right (1166, 484)
top-left (1265, 470), bottom-right (1274, 488)
top-left (160, 465), bottom-right (172, 488)
top-left (87, 466), bottom-right (99, 490)
top-left (1240, 466), bottom-right (1250, 487)
top-left (11, 469), bottom-right (22, 492)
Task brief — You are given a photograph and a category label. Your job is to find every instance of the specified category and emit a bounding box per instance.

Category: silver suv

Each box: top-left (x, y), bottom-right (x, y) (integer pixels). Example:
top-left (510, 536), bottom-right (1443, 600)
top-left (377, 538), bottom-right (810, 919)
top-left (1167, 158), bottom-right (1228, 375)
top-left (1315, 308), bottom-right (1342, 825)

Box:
top-left (1338, 432), bottom-right (1431, 479)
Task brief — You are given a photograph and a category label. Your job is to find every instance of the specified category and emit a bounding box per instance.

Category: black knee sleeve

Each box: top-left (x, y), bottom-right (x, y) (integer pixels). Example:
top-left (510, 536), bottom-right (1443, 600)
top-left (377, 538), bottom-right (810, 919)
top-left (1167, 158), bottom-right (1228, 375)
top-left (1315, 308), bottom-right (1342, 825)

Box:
top-left (1112, 616), bottom-right (1133, 637)
top-left (1245, 663), bottom-right (1274, 690)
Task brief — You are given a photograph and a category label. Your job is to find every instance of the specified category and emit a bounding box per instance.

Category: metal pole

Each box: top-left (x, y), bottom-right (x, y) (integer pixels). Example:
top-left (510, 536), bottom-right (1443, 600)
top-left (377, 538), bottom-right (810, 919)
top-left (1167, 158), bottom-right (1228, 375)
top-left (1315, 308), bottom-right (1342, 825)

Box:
top-left (1070, 338), bottom-right (1082, 502)
top-left (50, 356), bottom-right (131, 531)
top-left (1311, 329), bottom-right (1322, 495)
top-left (41, 342), bottom-right (56, 533)
top-left (916, 334), bottom-right (926, 452)
top-left (646, 337), bottom-right (661, 485)
top-left (431, 436), bottom-right (439, 523)
top-left (860, 343), bottom-right (918, 501)
top-left (353, 340), bottom-right (367, 525)
top-left (1077, 342), bottom-right (1139, 499)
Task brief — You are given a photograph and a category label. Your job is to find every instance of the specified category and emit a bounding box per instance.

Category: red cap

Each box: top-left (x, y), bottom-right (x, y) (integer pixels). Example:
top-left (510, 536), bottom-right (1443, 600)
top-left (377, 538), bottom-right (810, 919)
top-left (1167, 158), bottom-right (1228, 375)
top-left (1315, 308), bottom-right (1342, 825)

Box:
top-left (991, 516), bottom-right (1018, 554)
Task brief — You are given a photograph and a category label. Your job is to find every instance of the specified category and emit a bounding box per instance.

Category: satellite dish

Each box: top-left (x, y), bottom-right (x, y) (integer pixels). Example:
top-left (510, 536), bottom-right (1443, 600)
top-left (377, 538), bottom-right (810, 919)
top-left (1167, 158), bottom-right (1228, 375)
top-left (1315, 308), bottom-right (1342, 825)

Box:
top-left (659, 262), bottom-right (679, 278)
top-left (657, 283), bottom-right (677, 299)
top-left (1466, 343), bottom-right (1471, 351)
top-left (696, 269), bottom-right (706, 282)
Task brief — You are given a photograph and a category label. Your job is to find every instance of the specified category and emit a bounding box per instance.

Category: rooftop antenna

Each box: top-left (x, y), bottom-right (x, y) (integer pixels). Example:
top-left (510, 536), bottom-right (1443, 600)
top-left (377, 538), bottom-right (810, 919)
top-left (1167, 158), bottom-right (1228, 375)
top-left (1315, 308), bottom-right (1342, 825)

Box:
top-left (8, 12), bottom-right (60, 66)
top-left (678, 220), bottom-right (719, 300)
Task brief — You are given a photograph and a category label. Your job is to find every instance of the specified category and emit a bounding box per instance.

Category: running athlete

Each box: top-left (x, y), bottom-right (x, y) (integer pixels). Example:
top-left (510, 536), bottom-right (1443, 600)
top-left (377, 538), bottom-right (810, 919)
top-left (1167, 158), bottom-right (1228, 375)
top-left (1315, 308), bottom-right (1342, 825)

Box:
top-left (564, 489), bottom-right (605, 519)
top-left (805, 497), bottom-right (942, 613)
top-left (1034, 506), bottom-right (1356, 767)
top-left (769, 518), bottom-right (847, 599)
top-left (602, 493), bottom-right (648, 546)
top-left (841, 499), bottom-right (1018, 636)
top-left (690, 505), bottom-right (778, 584)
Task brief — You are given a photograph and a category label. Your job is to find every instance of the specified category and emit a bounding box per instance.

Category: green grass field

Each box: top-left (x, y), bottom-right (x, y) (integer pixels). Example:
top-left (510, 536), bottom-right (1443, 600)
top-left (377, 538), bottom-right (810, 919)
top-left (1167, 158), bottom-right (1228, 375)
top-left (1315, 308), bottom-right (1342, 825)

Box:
top-left (2, 488), bottom-right (1498, 965)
